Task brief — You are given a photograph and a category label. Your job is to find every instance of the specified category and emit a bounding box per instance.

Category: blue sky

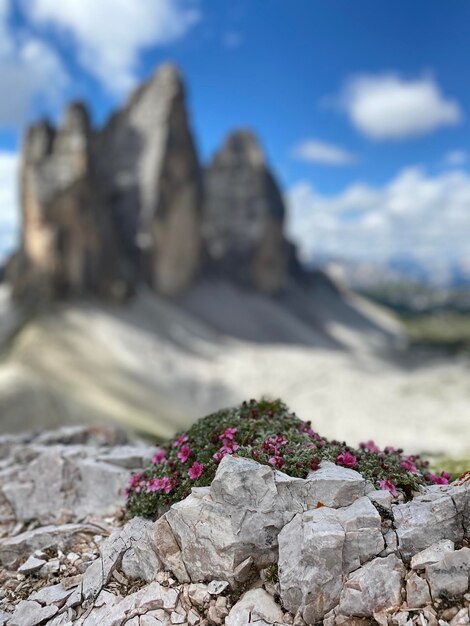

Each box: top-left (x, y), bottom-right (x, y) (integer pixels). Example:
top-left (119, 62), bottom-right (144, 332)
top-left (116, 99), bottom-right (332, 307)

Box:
top-left (1, 0), bottom-right (470, 278)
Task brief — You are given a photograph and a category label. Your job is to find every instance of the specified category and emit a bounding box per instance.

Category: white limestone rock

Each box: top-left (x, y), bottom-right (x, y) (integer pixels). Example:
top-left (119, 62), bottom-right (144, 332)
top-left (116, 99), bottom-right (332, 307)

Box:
top-left (278, 509), bottom-right (345, 623)
top-left (426, 548), bottom-right (470, 600)
top-left (368, 489), bottom-right (394, 511)
top-left (18, 554), bottom-right (46, 574)
top-left (81, 517), bottom-right (158, 601)
top-left (0, 523), bottom-right (100, 569)
top-left (410, 540), bottom-right (455, 570)
top-left (278, 497), bottom-right (384, 622)
top-left (30, 582), bottom-right (76, 608)
top-left (337, 496), bottom-right (385, 573)
top-left (406, 571), bottom-right (432, 608)
top-left (225, 588), bottom-right (285, 626)
top-left (303, 461), bottom-right (367, 508)
top-left (338, 554), bottom-right (406, 617)
top-left (393, 493), bottom-right (464, 560)
top-left (8, 600), bottom-right (58, 626)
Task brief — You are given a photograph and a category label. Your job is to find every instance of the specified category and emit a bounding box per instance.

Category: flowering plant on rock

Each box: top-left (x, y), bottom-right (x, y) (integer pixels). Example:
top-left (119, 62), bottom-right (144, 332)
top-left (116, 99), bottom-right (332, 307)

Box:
top-left (126, 398), bottom-right (450, 518)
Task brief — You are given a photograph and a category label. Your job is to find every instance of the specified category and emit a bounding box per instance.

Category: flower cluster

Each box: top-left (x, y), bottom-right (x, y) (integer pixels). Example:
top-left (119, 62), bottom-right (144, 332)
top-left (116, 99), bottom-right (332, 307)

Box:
top-left (125, 398), bottom-right (457, 519)
top-left (213, 427), bottom-right (240, 463)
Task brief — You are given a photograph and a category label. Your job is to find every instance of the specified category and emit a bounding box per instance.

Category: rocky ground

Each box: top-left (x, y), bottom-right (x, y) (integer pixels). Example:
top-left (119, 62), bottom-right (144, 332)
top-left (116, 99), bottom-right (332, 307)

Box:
top-left (0, 425), bottom-right (469, 626)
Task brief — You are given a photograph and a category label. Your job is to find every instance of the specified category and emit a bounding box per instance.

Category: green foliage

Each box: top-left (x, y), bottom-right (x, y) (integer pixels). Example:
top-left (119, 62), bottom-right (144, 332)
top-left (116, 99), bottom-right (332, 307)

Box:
top-left (264, 564), bottom-right (279, 584)
top-left (126, 398), bottom-right (450, 519)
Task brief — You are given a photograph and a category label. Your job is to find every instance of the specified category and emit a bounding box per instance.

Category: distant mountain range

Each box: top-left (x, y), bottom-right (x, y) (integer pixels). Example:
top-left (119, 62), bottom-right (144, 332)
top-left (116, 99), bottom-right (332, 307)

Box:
top-left (313, 255), bottom-right (470, 313)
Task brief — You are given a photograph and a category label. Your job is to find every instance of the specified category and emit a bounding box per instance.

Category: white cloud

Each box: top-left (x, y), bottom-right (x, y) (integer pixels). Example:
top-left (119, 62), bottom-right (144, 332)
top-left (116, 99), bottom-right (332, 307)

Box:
top-left (26, 0), bottom-right (201, 94)
top-left (444, 149), bottom-right (467, 166)
top-left (0, 151), bottom-right (19, 260)
top-left (291, 139), bottom-right (357, 166)
top-left (287, 166), bottom-right (470, 267)
top-left (0, 2), bottom-right (68, 127)
top-left (339, 74), bottom-right (462, 140)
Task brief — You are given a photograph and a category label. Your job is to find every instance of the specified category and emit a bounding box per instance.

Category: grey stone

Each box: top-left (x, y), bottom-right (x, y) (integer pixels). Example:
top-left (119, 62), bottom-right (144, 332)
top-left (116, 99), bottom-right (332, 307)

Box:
top-left (120, 538), bottom-right (161, 583)
top-left (225, 588), bottom-right (285, 626)
top-left (0, 523), bottom-right (100, 569)
top-left (381, 529), bottom-right (399, 556)
top-left (81, 517), bottom-right (156, 600)
top-left (406, 572), bottom-right (432, 608)
top-left (18, 554), bottom-right (46, 574)
top-left (30, 583), bottom-right (75, 607)
top-left (278, 496), bottom-right (384, 622)
top-left (426, 548), bottom-right (470, 600)
top-left (368, 489), bottom-right (394, 510)
top-left (337, 496), bottom-right (384, 573)
top-left (338, 554), bottom-right (406, 617)
top-left (303, 461), bottom-right (367, 508)
top-left (207, 580), bottom-right (230, 595)
top-left (278, 509), bottom-right (345, 623)
top-left (450, 608), bottom-right (470, 626)
top-left (160, 456), bottom-right (314, 584)
top-left (153, 515), bottom-right (190, 583)
top-left (8, 600), bottom-right (58, 626)
top-left (96, 445), bottom-right (155, 469)
top-left (411, 540), bottom-right (455, 570)
top-left (393, 493), bottom-right (464, 560)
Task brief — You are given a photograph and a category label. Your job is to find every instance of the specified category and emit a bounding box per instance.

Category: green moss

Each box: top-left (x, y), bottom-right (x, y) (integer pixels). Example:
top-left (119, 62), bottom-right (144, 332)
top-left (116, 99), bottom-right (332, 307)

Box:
top-left (126, 398), bottom-right (451, 519)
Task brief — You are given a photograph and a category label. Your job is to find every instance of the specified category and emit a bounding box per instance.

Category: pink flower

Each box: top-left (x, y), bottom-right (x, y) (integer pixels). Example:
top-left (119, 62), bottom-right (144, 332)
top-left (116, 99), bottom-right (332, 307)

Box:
top-left (360, 440), bottom-right (381, 453)
top-left (188, 461), bottom-right (204, 479)
top-left (177, 445), bottom-right (191, 463)
top-left (146, 476), bottom-right (175, 494)
top-left (152, 447), bottom-right (167, 465)
top-left (268, 455), bottom-right (285, 469)
top-left (428, 472), bottom-right (451, 485)
top-left (213, 451), bottom-right (224, 463)
top-left (336, 451), bottom-right (357, 468)
top-left (378, 479), bottom-right (399, 498)
top-left (145, 478), bottom-right (161, 492)
top-left (160, 476), bottom-right (175, 494)
top-left (219, 427), bottom-right (238, 441)
top-left (173, 434), bottom-right (189, 448)
top-left (126, 472), bottom-right (144, 494)
top-left (220, 441), bottom-right (240, 454)
top-left (300, 422), bottom-right (321, 441)
top-left (400, 458), bottom-right (418, 473)
top-left (263, 435), bottom-right (288, 455)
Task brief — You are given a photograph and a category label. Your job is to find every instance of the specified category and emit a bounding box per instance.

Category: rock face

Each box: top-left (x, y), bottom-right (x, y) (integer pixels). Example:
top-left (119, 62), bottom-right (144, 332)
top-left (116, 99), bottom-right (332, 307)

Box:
top-left (95, 64), bottom-right (203, 297)
top-left (1, 428), bottom-right (469, 625)
top-left (10, 104), bottom-right (127, 303)
top-left (9, 65), bottom-right (302, 303)
top-left (9, 64), bottom-right (203, 302)
top-left (203, 130), bottom-right (290, 293)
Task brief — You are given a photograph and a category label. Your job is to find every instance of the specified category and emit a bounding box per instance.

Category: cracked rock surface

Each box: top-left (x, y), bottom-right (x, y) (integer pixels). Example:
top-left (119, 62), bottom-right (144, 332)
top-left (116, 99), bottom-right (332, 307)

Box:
top-left (0, 427), bottom-right (469, 626)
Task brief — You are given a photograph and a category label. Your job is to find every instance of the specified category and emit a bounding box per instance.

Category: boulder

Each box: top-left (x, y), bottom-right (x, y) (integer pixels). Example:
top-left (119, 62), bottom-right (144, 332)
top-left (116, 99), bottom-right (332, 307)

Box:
top-left (425, 548), bottom-right (470, 600)
top-left (303, 461), bottom-right (367, 508)
top-left (278, 496), bottom-right (384, 622)
top-left (406, 571), bottom-right (432, 608)
top-left (81, 517), bottom-right (160, 601)
top-left (338, 554), bottom-right (406, 617)
top-left (225, 588), bottom-right (285, 625)
top-left (393, 492), bottom-right (464, 559)
top-left (278, 508), bottom-right (345, 623)
top-left (410, 539), bottom-right (455, 570)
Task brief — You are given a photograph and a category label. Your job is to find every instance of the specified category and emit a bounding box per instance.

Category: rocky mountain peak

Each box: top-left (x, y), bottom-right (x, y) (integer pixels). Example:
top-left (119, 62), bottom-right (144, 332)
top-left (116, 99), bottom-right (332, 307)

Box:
top-left (203, 129), bottom-right (289, 293)
top-left (211, 129), bottom-right (266, 169)
top-left (8, 63), bottom-right (299, 303)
